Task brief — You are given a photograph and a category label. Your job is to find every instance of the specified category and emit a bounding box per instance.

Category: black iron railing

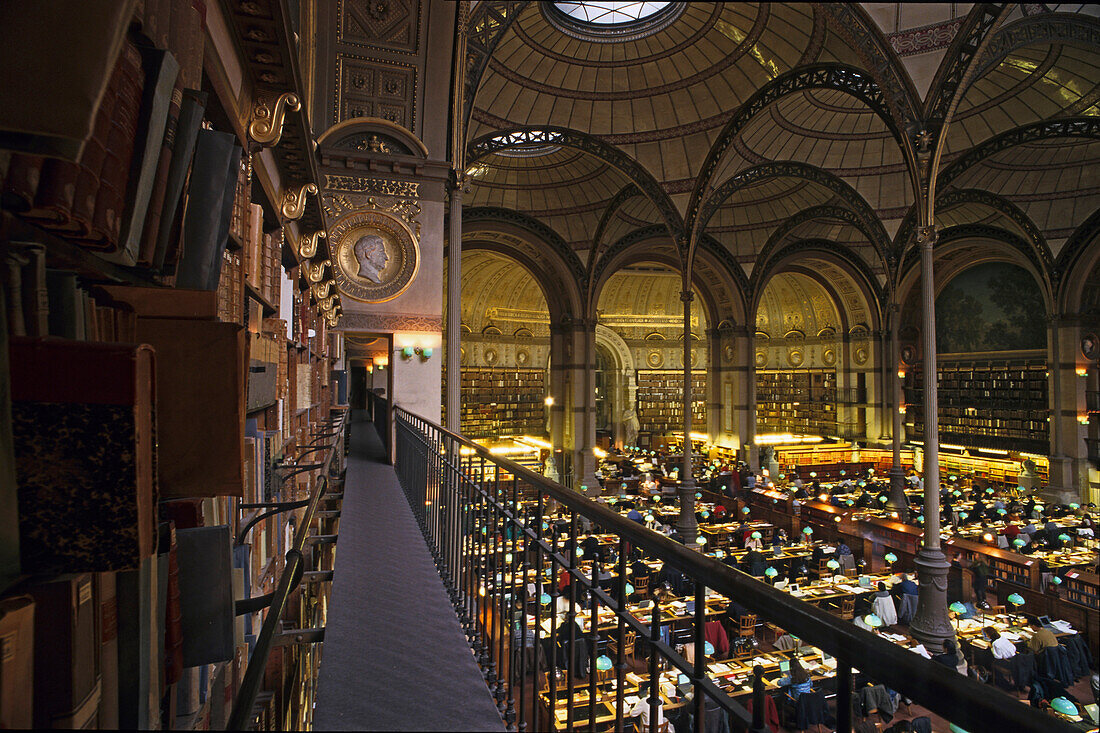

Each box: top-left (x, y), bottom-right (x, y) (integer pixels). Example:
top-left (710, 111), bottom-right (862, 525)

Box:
top-left (226, 409), bottom-right (348, 730)
top-left (394, 406), bottom-right (1071, 733)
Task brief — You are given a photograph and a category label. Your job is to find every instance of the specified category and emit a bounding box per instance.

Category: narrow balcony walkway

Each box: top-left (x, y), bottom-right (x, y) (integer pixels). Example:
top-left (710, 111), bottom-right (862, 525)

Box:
top-left (314, 411), bottom-right (505, 731)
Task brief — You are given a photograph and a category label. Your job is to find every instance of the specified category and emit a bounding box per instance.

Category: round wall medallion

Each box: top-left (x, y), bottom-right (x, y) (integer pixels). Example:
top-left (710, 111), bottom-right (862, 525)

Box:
top-left (723, 343), bottom-right (735, 363)
top-left (484, 348), bottom-right (498, 365)
top-left (900, 344), bottom-right (917, 365)
top-left (853, 346), bottom-right (868, 365)
top-left (329, 210), bottom-right (419, 303)
top-left (516, 349), bottom-right (530, 366)
top-left (1083, 333), bottom-right (1098, 361)
top-left (822, 348), bottom-right (836, 366)
top-left (755, 350), bottom-right (767, 368)
top-left (788, 349), bottom-right (804, 367)
top-left (647, 351), bottom-right (663, 368)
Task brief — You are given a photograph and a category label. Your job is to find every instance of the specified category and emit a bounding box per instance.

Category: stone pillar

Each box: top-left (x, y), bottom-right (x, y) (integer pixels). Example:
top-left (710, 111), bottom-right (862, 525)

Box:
top-left (580, 322), bottom-right (600, 496)
top-left (676, 289), bottom-right (699, 542)
top-left (888, 303), bottom-right (908, 509)
top-left (909, 226), bottom-right (953, 651)
top-left (1046, 314), bottom-right (1089, 502)
top-left (547, 327), bottom-right (568, 483)
top-left (706, 328), bottom-right (723, 446)
top-left (445, 184), bottom-right (462, 433)
top-left (743, 330), bottom-right (759, 469)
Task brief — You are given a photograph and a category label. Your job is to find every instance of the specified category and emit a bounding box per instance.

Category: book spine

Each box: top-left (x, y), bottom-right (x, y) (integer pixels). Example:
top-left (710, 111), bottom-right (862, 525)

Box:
top-left (17, 243), bottom-right (49, 337)
top-left (137, 83), bottom-right (183, 266)
top-left (45, 269), bottom-right (80, 339)
top-left (26, 157), bottom-right (80, 228)
top-left (174, 129), bottom-right (236, 289)
top-left (87, 41), bottom-right (145, 251)
top-left (152, 89), bottom-right (207, 272)
top-left (70, 50), bottom-right (124, 238)
top-left (96, 572), bottom-right (120, 729)
top-left (103, 48), bottom-right (179, 266)
top-left (0, 154), bottom-right (44, 212)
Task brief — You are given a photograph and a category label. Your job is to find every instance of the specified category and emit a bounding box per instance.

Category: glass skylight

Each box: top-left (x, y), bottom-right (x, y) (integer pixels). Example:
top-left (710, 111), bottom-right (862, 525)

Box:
top-left (554, 2), bottom-right (671, 26)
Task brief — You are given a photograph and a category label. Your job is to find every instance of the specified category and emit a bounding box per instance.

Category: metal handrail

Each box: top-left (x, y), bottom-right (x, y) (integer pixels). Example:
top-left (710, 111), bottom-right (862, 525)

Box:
top-left (226, 411), bottom-right (347, 730)
top-left (393, 406), bottom-right (1071, 733)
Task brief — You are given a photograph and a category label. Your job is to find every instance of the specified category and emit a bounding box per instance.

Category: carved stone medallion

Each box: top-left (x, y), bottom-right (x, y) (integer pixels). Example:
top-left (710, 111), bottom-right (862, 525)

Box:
top-left (647, 351), bottom-right (663, 368)
top-left (822, 348), bottom-right (836, 366)
top-left (329, 210), bottom-right (418, 302)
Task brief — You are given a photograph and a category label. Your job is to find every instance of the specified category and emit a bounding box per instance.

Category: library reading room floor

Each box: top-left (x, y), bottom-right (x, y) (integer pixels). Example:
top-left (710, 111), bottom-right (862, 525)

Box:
top-left (313, 413), bottom-right (505, 731)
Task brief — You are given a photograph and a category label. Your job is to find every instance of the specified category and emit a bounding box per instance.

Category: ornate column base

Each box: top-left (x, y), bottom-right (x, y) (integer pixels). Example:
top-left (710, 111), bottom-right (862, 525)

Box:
top-left (888, 466), bottom-right (907, 511)
top-left (909, 547), bottom-right (953, 652)
top-left (675, 480), bottom-right (699, 546)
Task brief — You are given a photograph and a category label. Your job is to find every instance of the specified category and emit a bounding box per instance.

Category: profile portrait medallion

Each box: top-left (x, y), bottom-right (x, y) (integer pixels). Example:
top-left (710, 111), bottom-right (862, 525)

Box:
top-left (329, 210), bottom-right (419, 303)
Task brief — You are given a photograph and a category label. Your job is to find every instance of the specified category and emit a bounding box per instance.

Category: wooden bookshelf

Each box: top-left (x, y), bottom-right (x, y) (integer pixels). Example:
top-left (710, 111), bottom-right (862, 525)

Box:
top-left (635, 369), bottom-right (706, 434)
top-left (904, 355), bottom-right (1049, 454)
top-left (460, 368), bottom-right (546, 438)
top-left (756, 369), bottom-right (837, 436)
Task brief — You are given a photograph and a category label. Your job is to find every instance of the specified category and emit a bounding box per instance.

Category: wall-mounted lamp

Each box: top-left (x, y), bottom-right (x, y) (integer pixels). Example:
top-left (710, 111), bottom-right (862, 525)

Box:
top-left (1077, 367), bottom-right (1088, 377)
top-left (1080, 413), bottom-right (1091, 425)
top-left (400, 345), bottom-right (433, 361)
top-left (544, 395), bottom-right (555, 407)
top-left (898, 404), bottom-right (906, 414)
top-left (897, 369), bottom-right (906, 380)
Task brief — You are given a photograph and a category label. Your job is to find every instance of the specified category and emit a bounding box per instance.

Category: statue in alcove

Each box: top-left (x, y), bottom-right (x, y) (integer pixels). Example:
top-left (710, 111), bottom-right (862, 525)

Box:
top-left (622, 406), bottom-right (640, 448)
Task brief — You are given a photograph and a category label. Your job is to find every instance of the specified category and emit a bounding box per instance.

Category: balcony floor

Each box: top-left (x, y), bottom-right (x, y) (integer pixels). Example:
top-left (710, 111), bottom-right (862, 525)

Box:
top-left (314, 411), bottom-right (505, 731)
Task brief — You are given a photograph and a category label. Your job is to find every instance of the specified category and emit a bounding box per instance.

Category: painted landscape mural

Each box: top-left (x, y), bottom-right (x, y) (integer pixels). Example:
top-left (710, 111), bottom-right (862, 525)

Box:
top-left (935, 262), bottom-right (1046, 353)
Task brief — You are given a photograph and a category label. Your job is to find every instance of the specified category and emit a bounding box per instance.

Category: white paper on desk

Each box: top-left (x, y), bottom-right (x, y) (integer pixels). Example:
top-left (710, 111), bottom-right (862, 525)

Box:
top-left (1052, 620), bottom-right (1075, 633)
top-left (625, 696), bottom-right (641, 708)
top-left (911, 644), bottom-right (931, 658)
top-left (1002, 632), bottom-right (1020, 641)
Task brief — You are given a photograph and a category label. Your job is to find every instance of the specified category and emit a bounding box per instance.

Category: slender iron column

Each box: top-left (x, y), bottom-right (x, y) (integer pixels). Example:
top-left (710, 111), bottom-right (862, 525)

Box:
top-left (909, 225), bottom-right (953, 651)
top-left (676, 288), bottom-right (698, 542)
top-left (888, 303), bottom-right (907, 510)
top-left (446, 184), bottom-right (463, 433)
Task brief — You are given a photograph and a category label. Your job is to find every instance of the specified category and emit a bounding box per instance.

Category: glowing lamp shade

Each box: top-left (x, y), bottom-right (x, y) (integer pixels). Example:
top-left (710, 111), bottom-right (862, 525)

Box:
top-left (949, 475), bottom-right (957, 482)
top-left (645, 514), bottom-right (655, 522)
top-left (884, 552), bottom-right (898, 564)
top-left (540, 593), bottom-right (551, 605)
top-left (1070, 503), bottom-right (1080, 510)
top-left (714, 550), bottom-right (725, 559)
top-left (827, 560), bottom-right (840, 570)
top-left (846, 500), bottom-right (855, 506)
top-left (864, 614), bottom-right (883, 628)
top-left (704, 641), bottom-right (715, 656)
top-left (701, 511), bottom-right (710, 519)
top-left (858, 480), bottom-right (866, 488)
top-left (997, 508), bottom-right (1007, 516)
top-left (625, 583), bottom-right (635, 595)
top-left (695, 492), bottom-right (702, 500)
top-left (810, 472), bottom-right (817, 478)
top-left (802, 527), bottom-right (813, 535)
top-left (840, 470), bottom-right (846, 476)
top-left (421, 347), bottom-right (433, 358)
top-left (576, 548), bottom-right (584, 558)
top-left (678, 674), bottom-right (690, 685)
top-left (949, 725), bottom-right (969, 733)
top-left (917, 515), bottom-right (925, 523)
top-left (778, 473), bottom-right (785, 480)
top-left (764, 567), bottom-right (778, 578)
top-left (402, 345), bottom-right (414, 358)
top-left (751, 531), bottom-right (762, 539)
top-left (1052, 576), bottom-right (1062, 585)
top-left (696, 536), bottom-right (707, 546)
top-left (949, 602), bottom-right (967, 615)
top-left (596, 655), bottom-right (613, 671)
top-left (953, 490), bottom-right (962, 498)
top-left (742, 507), bottom-right (751, 515)
top-left (1051, 697), bottom-right (1078, 716)
top-left (580, 485), bottom-right (587, 493)
top-left (1007, 593), bottom-right (1025, 607)
top-left (878, 496), bottom-right (888, 503)
top-left (1013, 538), bottom-right (1026, 548)
top-left (1058, 533), bottom-right (1071, 542)
top-left (986, 487), bottom-right (994, 495)
top-left (958, 512), bottom-right (968, 521)
top-left (505, 553), bottom-right (513, 564)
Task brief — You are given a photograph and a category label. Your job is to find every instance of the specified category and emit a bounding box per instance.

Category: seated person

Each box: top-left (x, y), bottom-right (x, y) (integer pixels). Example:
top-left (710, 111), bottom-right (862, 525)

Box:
top-left (629, 683), bottom-right (666, 731)
top-left (932, 639), bottom-right (962, 671)
top-left (872, 582), bottom-right (898, 626)
top-left (1027, 625), bottom-right (1059, 655)
top-left (777, 658), bottom-right (814, 701)
top-left (744, 547), bottom-right (766, 577)
top-left (897, 573), bottom-right (918, 596)
top-left (988, 627), bottom-right (1017, 660)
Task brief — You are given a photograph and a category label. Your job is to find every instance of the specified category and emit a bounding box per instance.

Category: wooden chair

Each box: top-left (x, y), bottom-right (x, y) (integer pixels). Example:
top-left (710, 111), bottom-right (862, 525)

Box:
top-left (633, 720), bottom-right (670, 733)
top-left (843, 567), bottom-right (857, 578)
top-left (609, 630), bottom-right (636, 658)
top-left (633, 574), bottom-right (651, 600)
top-left (814, 558), bottom-right (831, 580)
top-left (763, 622), bottom-right (783, 644)
top-left (738, 614), bottom-right (757, 641)
top-left (838, 597), bottom-right (855, 620)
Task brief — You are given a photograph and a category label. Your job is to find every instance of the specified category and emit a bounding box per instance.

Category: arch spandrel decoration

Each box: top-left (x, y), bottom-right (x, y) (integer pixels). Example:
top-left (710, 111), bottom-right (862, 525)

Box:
top-left (1055, 207), bottom-right (1100, 313)
top-left (935, 189), bottom-right (1053, 277)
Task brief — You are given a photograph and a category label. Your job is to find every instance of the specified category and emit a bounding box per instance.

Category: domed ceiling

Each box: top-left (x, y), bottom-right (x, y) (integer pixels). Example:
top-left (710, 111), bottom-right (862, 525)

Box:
top-left (462, 2), bottom-right (1099, 312)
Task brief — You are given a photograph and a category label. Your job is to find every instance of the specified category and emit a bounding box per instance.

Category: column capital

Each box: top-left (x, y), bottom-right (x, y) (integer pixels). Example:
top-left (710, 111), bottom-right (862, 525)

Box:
top-left (680, 290), bottom-right (695, 303)
top-left (915, 224), bottom-right (938, 249)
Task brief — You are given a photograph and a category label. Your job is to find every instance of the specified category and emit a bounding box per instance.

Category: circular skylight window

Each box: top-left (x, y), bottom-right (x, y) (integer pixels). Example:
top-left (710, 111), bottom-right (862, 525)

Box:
top-left (545, 1), bottom-right (683, 42)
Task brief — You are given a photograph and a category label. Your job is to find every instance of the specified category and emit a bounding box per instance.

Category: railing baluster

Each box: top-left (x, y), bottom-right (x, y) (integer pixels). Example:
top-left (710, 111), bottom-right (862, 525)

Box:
top-left (614, 537), bottom-right (627, 733)
top-left (648, 593), bottom-right (659, 733)
top-left (565, 513), bottom-right (578, 733)
top-left (837, 653), bottom-right (853, 733)
top-left (693, 580), bottom-right (705, 733)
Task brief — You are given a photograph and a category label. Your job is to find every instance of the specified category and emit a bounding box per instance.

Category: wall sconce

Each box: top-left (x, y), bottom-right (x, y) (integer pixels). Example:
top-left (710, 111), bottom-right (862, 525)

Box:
top-left (897, 369), bottom-right (906, 380)
top-left (1080, 413), bottom-right (1091, 425)
top-left (1077, 367), bottom-right (1088, 377)
top-left (544, 395), bottom-right (555, 407)
top-left (400, 345), bottom-right (433, 361)
top-left (898, 404), bottom-right (906, 414)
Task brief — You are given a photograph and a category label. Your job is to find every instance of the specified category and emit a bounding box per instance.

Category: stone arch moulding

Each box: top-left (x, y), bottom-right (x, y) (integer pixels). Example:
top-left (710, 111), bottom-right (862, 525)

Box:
top-left (1055, 208), bottom-right (1100, 316)
top-left (317, 116), bottom-right (430, 158)
top-left (685, 62), bottom-right (909, 253)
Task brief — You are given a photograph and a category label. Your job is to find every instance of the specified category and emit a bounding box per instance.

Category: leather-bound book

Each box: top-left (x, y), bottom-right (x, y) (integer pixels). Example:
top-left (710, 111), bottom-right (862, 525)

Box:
top-left (16, 243), bottom-right (49, 337)
top-left (0, 596), bottom-right (34, 728)
top-left (151, 89), bottom-right (206, 272)
top-left (86, 40), bottom-right (145, 251)
top-left (103, 47), bottom-right (179, 266)
top-left (137, 82), bottom-right (183, 266)
top-left (96, 572), bottom-right (120, 729)
top-left (163, 522), bottom-right (184, 687)
top-left (170, 0), bottom-right (205, 93)
top-left (116, 555), bottom-right (159, 730)
top-left (26, 574), bottom-right (101, 729)
top-left (45, 269), bottom-right (82, 339)
top-left (175, 525), bottom-right (235, 666)
top-left (98, 284), bottom-right (217, 320)
top-left (9, 338), bottom-right (157, 574)
top-left (0, 287), bottom-right (20, 594)
top-left (24, 156), bottom-right (81, 231)
top-left (0, 154), bottom-right (44, 212)
top-left (70, 50), bottom-right (125, 237)
top-left (174, 129), bottom-right (237, 289)
top-left (135, 318), bottom-right (244, 498)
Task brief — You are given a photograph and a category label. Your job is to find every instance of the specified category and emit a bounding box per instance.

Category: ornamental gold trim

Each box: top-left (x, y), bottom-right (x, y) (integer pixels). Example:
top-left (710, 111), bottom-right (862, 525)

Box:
top-left (249, 91), bottom-right (301, 147)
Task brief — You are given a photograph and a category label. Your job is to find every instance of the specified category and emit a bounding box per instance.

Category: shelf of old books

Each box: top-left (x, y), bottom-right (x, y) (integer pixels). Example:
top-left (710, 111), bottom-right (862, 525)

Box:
top-left (0, 2), bottom-right (341, 730)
